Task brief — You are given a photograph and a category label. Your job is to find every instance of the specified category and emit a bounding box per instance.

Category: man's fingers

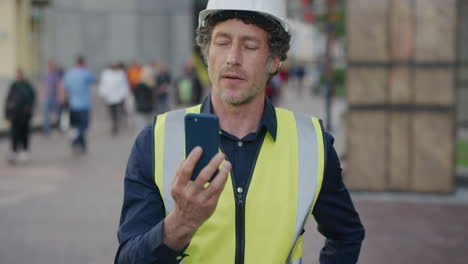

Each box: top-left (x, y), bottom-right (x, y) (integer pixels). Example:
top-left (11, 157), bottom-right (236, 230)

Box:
top-left (172, 160), bottom-right (185, 185)
top-left (194, 152), bottom-right (226, 187)
top-left (205, 160), bottom-right (231, 198)
top-left (176, 146), bottom-right (203, 185)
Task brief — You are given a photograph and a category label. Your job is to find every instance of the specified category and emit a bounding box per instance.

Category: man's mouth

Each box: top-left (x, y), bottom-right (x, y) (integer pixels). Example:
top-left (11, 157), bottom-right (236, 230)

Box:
top-left (222, 74), bottom-right (245, 80)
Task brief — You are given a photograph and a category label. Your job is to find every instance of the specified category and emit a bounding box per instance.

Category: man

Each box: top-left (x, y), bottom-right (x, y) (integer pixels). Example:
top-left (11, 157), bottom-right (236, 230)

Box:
top-left (133, 65), bottom-right (157, 131)
top-left (127, 61), bottom-right (142, 91)
top-left (63, 56), bottom-right (95, 153)
top-left (153, 62), bottom-right (171, 114)
top-left (116, 0), bottom-right (364, 263)
top-left (175, 59), bottom-right (203, 106)
top-left (42, 60), bottom-right (62, 135)
top-left (98, 63), bottom-right (130, 135)
top-left (4, 69), bottom-right (36, 164)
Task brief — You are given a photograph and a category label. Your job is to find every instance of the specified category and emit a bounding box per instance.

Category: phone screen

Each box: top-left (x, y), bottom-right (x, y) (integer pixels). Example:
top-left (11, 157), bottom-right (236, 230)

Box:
top-left (185, 113), bottom-right (220, 181)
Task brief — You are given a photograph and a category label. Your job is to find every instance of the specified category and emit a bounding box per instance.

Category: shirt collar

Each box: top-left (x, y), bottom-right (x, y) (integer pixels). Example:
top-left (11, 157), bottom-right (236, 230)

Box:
top-left (200, 94), bottom-right (277, 141)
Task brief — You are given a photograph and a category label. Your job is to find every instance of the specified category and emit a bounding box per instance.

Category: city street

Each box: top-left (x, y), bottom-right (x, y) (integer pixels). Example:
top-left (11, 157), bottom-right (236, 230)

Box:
top-left (1, 87), bottom-right (467, 264)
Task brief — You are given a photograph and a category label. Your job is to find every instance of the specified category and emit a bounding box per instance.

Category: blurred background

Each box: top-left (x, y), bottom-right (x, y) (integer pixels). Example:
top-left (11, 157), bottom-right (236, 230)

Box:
top-left (0, 0), bottom-right (467, 263)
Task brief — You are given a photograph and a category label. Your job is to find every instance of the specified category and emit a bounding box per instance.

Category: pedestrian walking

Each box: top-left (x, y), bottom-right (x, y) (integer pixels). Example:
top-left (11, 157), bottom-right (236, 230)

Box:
top-left (133, 65), bottom-right (156, 131)
top-left (127, 61), bottom-right (142, 92)
top-left (63, 56), bottom-right (96, 154)
top-left (4, 69), bottom-right (36, 164)
top-left (153, 62), bottom-right (171, 114)
top-left (116, 0), bottom-right (364, 263)
top-left (98, 63), bottom-right (130, 135)
top-left (174, 59), bottom-right (203, 106)
top-left (265, 74), bottom-right (282, 105)
top-left (293, 63), bottom-right (307, 96)
top-left (56, 66), bottom-right (69, 132)
top-left (41, 60), bottom-right (62, 135)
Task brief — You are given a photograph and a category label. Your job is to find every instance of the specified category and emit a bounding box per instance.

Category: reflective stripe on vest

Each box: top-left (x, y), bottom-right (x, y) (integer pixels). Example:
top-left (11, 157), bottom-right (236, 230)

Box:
top-left (291, 259), bottom-right (302, 264)
top-left (154, 105), bottom-right (325, 264)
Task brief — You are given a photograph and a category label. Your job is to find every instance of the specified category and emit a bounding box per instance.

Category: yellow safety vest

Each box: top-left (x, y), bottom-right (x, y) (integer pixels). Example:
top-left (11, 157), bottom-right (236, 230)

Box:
top-left (154, 105), bottom-right (325, 264)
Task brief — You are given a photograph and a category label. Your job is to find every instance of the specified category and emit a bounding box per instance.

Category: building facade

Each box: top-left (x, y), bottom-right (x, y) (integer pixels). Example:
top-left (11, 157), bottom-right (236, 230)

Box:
top-left (42, 0), bottom-right (193, 74)
top-left (0, 0), bottom-right (47, 130)
top-left (0, 0), bottom-right (194, 131)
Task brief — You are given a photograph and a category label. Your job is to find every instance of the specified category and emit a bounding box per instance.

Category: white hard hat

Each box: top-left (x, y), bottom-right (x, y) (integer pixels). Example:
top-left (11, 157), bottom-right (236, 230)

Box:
top-left (198, 0), bottom-right (289, 32)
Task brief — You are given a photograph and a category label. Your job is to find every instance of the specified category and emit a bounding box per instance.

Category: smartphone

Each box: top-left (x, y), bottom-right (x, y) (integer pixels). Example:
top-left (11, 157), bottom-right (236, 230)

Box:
top-left (185, 113), bottom-right (220, 181)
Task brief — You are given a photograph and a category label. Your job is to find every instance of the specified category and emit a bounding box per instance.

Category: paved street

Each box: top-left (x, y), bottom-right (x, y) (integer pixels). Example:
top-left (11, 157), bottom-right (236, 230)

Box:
top-left (1, 86), bottom-right (467, 263)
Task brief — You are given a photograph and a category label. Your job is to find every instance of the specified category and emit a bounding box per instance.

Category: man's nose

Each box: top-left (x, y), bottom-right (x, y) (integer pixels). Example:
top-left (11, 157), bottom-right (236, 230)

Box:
top-left (226, 45), bottom-right (242, 66)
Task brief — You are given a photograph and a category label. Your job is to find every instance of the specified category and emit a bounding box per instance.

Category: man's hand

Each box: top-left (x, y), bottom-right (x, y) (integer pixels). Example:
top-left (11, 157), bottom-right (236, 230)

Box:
top-left (163, 146), bottom-right (231, 251)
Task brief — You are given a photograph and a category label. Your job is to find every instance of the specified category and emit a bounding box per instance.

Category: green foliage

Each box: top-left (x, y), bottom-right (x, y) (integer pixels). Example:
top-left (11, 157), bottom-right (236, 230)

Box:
top-left (319, 68), bottom-right (346, 96)
top-left (315, 5), bottom-right (346, 37)
top-left (457, 140), bottom-right (468, 167)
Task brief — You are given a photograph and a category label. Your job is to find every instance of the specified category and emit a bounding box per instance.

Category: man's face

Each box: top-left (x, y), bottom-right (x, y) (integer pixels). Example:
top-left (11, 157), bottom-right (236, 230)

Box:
top-left (207, 18), bottom-right (280, 105)
top-left (16, 70), bottom-right (24, 81)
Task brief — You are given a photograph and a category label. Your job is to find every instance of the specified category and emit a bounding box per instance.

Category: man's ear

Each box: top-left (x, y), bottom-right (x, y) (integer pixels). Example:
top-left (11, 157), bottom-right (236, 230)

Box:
top-left (269, 56), bottom-right (282, 74)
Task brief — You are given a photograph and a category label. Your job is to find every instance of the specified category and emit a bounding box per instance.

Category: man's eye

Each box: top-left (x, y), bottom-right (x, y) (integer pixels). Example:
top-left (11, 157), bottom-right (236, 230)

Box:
top-left (245, 46), bottom-right (258, 50)
top-left (215, 42), bottom-right (228, 46)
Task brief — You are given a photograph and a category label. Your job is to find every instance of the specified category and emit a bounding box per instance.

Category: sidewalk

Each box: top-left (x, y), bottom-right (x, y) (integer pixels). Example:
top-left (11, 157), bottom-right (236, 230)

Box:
top-left (278, 85), bottom-right (347, 157)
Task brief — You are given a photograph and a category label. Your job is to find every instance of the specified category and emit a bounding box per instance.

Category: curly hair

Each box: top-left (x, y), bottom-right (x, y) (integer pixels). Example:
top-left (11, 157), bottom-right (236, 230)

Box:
top-left (196, 10), bottom-right (291, 68)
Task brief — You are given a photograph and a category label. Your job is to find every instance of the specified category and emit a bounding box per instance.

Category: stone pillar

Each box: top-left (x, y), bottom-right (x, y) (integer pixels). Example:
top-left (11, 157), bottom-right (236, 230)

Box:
top-left (0, 0), bottom-right (19, 78)
top-left (346, 0), bottom-right (458, 193)
top-left (0, 0), bottom-right (35, 131)
top-left (458, 0), bottom-right (468, 127)
top-left (16, 0), bottom-right (32, 74)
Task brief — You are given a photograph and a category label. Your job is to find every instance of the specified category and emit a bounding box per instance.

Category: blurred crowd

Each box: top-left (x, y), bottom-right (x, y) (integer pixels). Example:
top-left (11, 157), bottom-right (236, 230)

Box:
top-left (4, 55), bottom-right (311, 165)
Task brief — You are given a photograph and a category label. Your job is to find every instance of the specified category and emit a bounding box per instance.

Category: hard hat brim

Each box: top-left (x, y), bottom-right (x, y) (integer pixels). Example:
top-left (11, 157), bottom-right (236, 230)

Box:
top-left (199, 9), bottom-right (289, 32)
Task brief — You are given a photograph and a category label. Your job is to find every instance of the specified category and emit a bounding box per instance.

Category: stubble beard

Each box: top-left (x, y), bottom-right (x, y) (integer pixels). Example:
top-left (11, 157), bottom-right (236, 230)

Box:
top-left (210, 59), bottom-right (272, 106)
top-left (217, 83), bottom-right (263, 105)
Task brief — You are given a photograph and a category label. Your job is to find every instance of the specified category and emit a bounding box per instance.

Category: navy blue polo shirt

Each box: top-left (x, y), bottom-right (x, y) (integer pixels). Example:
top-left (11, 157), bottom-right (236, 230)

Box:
top-left (115, 96), bottom-right (365, 264)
